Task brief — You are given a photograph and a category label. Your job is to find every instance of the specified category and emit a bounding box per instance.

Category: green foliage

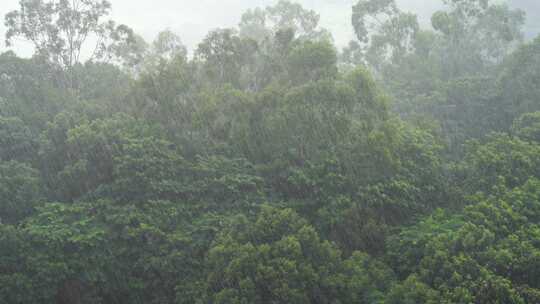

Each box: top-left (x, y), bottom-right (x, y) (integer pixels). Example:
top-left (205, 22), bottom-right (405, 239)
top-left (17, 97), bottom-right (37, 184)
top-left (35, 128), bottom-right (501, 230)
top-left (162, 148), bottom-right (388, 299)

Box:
top-left (196, 29), bottom-right (258, 88)
top-left (206, 206), bottom-right (393, 303)
top-left (239, 0), bottom-right (329, 43)
top-left (498, 36), bottom-right (540, 122)
top-left (206, 206), bottom-right (339, 303)
top-left (287, 40), bottom-right (337, 84)
top-left (0, 161), bottom-right (41, 224)
top-left (388, 180), bottom-right (540, 303)
top-left (459, 133), bottom-right (540, 193)
top-left (385, 275), bottom-right (441, 304)
top-left (350, 0), bottom-right (528, 155)
top-left (1, 1), bottom-right (540, 302)
top-left (5, 0), bottom-right (136, 72)
top-left (0, 52), bottom-right (69, 129)
top-left (0, 115), bottom-right (36, 162)
top-left (0, 200), bottom-right (216, 304)
top-left (513, 112), bottom-right (540, 143)
top-left (351, 0), bottom-right (419, 68)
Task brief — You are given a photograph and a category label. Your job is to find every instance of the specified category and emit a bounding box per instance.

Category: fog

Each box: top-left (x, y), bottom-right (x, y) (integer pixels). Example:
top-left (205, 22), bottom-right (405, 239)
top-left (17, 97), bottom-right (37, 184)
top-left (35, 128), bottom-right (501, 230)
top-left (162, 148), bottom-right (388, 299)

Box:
top-left (2, 0), bottom-right (540, 302)
top-left (1, 0), bottom-right (538, 57)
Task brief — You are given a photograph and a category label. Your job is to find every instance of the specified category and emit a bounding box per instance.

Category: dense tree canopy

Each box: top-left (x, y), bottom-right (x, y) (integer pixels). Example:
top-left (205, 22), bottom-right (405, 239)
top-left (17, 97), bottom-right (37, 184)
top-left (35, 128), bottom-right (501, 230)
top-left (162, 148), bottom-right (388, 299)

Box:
top-left (1, 0), bottom-right (540, 303)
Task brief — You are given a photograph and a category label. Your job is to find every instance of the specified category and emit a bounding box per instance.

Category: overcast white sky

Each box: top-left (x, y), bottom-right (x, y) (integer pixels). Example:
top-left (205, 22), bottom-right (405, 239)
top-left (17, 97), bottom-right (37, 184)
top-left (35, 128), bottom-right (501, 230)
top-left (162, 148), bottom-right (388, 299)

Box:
top-left (0, 0), bottom-right (538, 57)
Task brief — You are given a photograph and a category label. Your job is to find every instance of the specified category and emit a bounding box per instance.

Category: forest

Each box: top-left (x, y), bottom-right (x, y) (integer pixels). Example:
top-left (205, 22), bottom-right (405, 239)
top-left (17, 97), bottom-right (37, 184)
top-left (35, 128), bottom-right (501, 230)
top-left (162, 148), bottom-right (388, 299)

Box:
top-left (1, 0), bottom-right (540, 303)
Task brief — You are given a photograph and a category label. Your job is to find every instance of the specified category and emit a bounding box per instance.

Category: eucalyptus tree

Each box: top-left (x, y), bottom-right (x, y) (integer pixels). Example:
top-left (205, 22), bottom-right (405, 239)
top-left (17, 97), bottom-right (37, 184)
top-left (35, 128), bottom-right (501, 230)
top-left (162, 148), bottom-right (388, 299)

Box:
top-left (349, 0), bottom-right (419, 69)
top-left (431, 0), bottom-right (525, 78)
top-left (4, 0), bottom-right (136, 90)
top-left (239, 0), bottom-right (330, 43)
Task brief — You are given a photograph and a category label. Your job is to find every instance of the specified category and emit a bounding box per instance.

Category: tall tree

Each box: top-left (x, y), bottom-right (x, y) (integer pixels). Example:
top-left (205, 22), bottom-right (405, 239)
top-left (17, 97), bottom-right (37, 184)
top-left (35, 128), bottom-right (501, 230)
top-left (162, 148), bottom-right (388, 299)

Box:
top-left (4, 0), bottom-right (136, 89)
top-left (350, 0), bottom-right (419, 69)
top-left (239, 0), bottom-right (330, 43)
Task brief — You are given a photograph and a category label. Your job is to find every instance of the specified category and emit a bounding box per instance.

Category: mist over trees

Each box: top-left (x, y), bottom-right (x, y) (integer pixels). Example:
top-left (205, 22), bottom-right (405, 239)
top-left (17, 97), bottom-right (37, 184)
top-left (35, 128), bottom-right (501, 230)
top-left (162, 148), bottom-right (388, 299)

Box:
top-left (1, 0), bottom-right (540, 303)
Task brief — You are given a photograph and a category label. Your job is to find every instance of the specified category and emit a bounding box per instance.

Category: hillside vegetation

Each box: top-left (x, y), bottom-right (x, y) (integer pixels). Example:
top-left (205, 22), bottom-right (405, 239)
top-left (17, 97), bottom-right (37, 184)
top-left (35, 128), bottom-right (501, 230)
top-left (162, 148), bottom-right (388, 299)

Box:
top-left (1, 0), bottom-right (540, 303)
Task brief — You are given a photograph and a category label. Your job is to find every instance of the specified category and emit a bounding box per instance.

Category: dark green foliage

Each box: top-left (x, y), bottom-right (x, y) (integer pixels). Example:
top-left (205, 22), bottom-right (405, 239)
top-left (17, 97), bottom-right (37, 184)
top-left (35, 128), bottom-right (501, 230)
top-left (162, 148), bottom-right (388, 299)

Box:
top-left (498, 36), bottom-right (540, 124)
top-left (1, 0), bottom-right (540, 303)
top-left (0, 52), bottom-right (69, 129)
top-left (0, 161), bottom-right (41, 224)
top-left (0, 200), bottom-right (212, 304)
top-left (0, 115), bottom-right (36, 162)
top-left (287, 40), bottom-right (338, 84)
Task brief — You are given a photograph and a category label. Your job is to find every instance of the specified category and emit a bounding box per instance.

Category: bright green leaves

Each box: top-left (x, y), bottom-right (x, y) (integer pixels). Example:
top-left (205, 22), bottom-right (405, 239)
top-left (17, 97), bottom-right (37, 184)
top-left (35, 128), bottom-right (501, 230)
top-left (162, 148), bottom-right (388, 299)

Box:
top-left (188, 156), bottom-right (265, 211)
top-left (206, 206), bottom-right (393, 304)
top-left (460, 133), bottom-right (540, 193)
top-left (386, 275), bottom-right (441, 304)
top-left (513, 112), bottom-right (540, 143)
top-left (207, 207), bottom-right (339, 303)
top-left (0, 200), bottom-right (212, 304)
top-left (389, 180), bottom-right (540, 303)
top-left (341, 251), bottom-right (395, 303)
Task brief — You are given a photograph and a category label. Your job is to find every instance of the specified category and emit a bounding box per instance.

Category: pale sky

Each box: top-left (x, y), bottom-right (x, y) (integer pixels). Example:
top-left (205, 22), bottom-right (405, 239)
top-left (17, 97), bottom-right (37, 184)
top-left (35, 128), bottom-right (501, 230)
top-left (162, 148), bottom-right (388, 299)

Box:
top-left (0, 0), bottom-right (538, 57)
